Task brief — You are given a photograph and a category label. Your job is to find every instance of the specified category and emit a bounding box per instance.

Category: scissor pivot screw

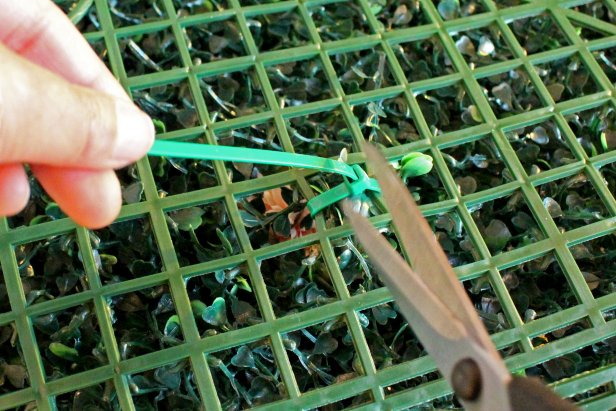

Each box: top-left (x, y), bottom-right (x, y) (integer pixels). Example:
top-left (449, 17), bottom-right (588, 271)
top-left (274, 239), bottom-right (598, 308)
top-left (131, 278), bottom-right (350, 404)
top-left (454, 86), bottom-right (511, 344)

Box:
top-left (452, 358), bottom-right (482, 401)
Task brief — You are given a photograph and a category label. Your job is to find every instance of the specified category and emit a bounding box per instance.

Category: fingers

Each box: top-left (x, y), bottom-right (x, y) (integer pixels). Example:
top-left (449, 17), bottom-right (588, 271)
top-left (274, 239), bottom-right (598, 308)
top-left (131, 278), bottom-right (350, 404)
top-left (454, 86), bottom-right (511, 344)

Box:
top-left (0, 0), bottom-right (149, 228)
top-left (0, 44), bottom-right (154, 169)
top-left (31, 165), bottom-right (122, 229)
top-left (0, 164), bottom-right (30, 216)
top-left (0, 165), bottom-right (122, 229)
top-left (0, 0), bottom-right (128, 99)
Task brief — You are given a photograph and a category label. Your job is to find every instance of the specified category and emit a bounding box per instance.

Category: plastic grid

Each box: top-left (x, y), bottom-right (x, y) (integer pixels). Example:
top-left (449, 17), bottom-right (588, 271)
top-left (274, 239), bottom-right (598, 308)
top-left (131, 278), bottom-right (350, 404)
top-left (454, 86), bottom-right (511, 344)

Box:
top-left (0, 0), bottom-right (615, 409)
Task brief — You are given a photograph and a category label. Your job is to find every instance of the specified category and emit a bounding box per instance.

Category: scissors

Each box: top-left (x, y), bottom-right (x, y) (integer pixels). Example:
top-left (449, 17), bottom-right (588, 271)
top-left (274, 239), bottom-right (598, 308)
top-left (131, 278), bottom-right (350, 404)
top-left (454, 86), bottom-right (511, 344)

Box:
top-left (342, 144), bottom-right (579, 411)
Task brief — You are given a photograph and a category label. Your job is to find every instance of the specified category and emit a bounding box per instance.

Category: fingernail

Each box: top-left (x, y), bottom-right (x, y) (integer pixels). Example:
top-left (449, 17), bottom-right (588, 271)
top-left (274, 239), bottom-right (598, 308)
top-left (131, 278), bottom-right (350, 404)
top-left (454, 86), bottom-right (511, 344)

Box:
top-left (113, 100), bottom-right (155, 163)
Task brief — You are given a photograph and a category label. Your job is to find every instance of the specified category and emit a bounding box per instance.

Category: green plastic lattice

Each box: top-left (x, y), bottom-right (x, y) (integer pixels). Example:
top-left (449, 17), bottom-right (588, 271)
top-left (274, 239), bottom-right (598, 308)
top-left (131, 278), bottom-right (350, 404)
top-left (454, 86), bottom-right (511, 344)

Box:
top-left (1, 0), bottom-right (616, 409)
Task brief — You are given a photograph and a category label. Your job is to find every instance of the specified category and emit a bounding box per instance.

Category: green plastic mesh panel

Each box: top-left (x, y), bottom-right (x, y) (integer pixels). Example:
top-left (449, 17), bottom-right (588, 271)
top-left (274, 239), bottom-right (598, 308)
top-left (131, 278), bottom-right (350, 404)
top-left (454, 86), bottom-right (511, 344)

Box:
top-left (0, 0), bottom-right (615, 409)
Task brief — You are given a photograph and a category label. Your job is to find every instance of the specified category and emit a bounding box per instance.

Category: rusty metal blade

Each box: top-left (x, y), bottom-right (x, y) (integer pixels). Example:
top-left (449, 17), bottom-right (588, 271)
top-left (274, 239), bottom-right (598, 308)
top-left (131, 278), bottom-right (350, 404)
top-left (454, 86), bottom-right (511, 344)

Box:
top-left (343, 200), bottom-right (512, 411)
top-left (362, 143), bottom-right (503, 363)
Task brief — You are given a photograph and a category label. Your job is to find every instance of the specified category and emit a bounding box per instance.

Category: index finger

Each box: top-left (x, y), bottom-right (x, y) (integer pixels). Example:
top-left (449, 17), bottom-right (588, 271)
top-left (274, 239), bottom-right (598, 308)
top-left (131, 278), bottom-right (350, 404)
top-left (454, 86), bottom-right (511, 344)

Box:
top-left (0, 0), bottom-right (128, 99)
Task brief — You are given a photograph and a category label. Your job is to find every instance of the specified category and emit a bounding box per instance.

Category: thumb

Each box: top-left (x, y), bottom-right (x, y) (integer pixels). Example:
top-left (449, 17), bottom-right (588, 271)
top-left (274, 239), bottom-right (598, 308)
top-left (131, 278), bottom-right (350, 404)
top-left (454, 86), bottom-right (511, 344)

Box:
top-left (0, 44), bottom-right (154, 169)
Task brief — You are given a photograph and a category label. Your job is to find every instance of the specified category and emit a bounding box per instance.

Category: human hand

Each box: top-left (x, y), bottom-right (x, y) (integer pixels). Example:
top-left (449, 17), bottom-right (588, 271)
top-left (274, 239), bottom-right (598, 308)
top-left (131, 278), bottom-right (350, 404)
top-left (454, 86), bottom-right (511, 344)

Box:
top-left (0, 0), bottom-right (154, 229)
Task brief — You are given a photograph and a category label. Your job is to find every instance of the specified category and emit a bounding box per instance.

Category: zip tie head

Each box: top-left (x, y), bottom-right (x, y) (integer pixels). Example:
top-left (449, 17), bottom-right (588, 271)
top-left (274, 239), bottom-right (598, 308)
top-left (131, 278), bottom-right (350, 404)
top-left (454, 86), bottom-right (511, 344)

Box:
top-left (307, 165), bottom-right (381, 216)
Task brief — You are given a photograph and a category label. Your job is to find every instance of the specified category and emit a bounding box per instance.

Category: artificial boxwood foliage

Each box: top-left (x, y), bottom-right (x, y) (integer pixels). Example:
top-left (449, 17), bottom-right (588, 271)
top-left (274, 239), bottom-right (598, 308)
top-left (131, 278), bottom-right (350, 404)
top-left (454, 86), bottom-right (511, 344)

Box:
top-left (1, 1), bottom-right (614, 410)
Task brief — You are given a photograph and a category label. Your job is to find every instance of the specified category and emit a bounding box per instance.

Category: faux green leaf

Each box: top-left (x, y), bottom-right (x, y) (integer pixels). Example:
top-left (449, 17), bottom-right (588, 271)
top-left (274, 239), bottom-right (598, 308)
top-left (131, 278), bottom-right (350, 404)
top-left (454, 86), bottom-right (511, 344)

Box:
top-left (601, 129), bottom-right (615, 151)
top-left (477, 36), bottom-right (495, 56)
top-left (312, 333), bottom-right (338, 355)
top-left (164, 314), bottom-right (181, 337)
top-left (456, 176), bottom-right (477, 195)
top-left (122, 181), bottom-right (144, 204)
top-left (492, 82), bottom-right (513, 111)
top-left (239, 210), bottom-right (260, 227)
top-left (455, 35), bottom-right (475, 56)
top-left (400, 152), bottom-right (434, 179)
top-left (49, 342), bottom-right (79, 361)
top-left (484, 219), bottom-right (512, 252)
top-left (191, 300), bottom-right (207, 318)
top-left (372, 304), bottom-right (397, 325)
top-left (129, 259), bottom-right (157, 276)
top-left (3, 364), bottom-right (27, 389)
top-left (202, 297), bottom-right (228, 327)
top-left (45, 203), bottom-right (65, 220)
top-left (462, 105), bottom-right (482, 124)
top-left (438, 0), bottom-right (460, 20)
top-left (169, 207), bottom-right (205, 231)
top-left (152, 118), bottom-right (166, 133)
top-left (543, 197), bottom-right (563, 218)
top-left (546, 83), bottom-right (565, 101)
top-left (216, 228), bottom-right (234, 256)
top-left (528, 126), bottom-right (550, 145)
top-left (154, 365), bottom-right (182, 390)
top-left (231, 299), bottom-right (257, 325)
top-left (231, 345), bottom-right (256, 368)
top-left (235, 276), bottom-right (253, 293)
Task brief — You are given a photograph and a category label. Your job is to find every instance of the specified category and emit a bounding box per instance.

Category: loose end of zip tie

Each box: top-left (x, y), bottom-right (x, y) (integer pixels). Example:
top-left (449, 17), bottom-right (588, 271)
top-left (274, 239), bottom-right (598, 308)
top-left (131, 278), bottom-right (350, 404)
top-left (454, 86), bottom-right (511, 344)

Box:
top-left (149, 140), bottom-right (381, 216)
top-left (149, 140), bottom-right (358, 180)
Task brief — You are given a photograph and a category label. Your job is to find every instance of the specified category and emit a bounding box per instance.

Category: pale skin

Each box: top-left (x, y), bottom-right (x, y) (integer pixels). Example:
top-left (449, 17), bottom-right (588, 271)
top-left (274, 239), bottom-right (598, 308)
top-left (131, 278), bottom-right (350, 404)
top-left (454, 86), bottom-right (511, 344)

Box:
top-left (0, 0), bottom-right (155, 229)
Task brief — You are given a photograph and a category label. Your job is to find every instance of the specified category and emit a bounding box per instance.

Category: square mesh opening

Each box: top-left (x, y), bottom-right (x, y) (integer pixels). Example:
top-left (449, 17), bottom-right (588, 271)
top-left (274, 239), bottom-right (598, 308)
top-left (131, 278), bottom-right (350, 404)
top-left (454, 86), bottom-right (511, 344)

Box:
top-left (14, 231), bottom-right (88, 304)
top-left (54, 380), bottom-right (119, 410)
top-left (184, 16), bottom-right (249, 63)
top-left (266, 55), bottom-right (334, 106)
top-left (260, 245), bottom-right (339, 317)
top-left (505, 118), bottom-right (578, 176)
top-left (110, 0), bottom-right (167, 27)
top-left (237, 183), bottom-right (312, 250)
top-left (469, 190), bottom-right (546, 255)
top-left (358, 302), bottom-right (425, 370)
top-left (249, 8), bottom-right (311, 51)
top-left (442, 134), bottom-right (512, 195)
top-left (32, 302), bottom-right (107, 380)
top-left (536, 171), bottom-right (611, 231)
top-left (167, 201), bottom-right (239, 266)
top-left (565, 102), bottom-right (616, 158)
top-left (351, 94), bottom-right (424, 147)
top-left (451, 23), bottom-right (515, 69)
top-left (418, 81), bottom-right (483, 134)
top-left (200, 68), bottom-right (270, 122)
top-left (499, 252), bottom-right (580, 323)
top-left (128, 359), bottom-right (202, 410)
top-left (333, 46), bottom-right (398, 94)
top-left (394, 35), bottom-right (456, 82)
top-left (282, 315), bottom-right (363, 392)
top-left (186, 264), bottom-right (263, 336)
top-left (463, 274), bottom-right (512, 333)
top-left (119, 27), bottom-right (183, 76)
top-left (207, 338), bottom-right (287, 408)
top-left (310, 0), bottom-right (373, 41)
top-left (286, 106), bottom-right (356, 156)
top-left (133, 79), bottom-right (199, 133)
top-left (108, 284), bottom-right (184, 360)
top-left (0, 323), bottom-right (29, 394)
top-left (91, 215), bottom-right (163, 283)
top-left (508, 13), bottom-right (570, 55)
top-left (569, 232), bottom-right (616, 298)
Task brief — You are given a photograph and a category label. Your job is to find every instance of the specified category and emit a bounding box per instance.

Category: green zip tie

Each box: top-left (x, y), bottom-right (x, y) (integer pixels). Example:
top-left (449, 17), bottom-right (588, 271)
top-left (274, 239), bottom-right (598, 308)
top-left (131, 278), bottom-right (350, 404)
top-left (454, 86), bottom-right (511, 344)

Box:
top-left (148, 140), bottom-right (381, 215)
top-left (307, 165), bottom-right (381, 216)
top-left (150, 140), bottom-right (358, 179)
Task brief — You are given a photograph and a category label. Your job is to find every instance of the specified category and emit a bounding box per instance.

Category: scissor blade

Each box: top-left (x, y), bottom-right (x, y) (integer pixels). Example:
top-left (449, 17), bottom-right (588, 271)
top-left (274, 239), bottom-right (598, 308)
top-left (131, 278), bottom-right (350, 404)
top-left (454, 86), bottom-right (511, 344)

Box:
top-left (343, 201), bottom-right (512, 411)
top-left (362, 144), bottom-right (502, 362)
top-left (342, 201), bottom-right (467, 342)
